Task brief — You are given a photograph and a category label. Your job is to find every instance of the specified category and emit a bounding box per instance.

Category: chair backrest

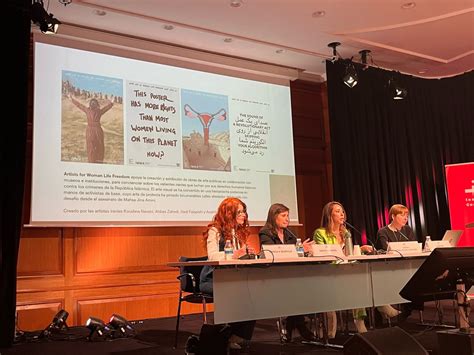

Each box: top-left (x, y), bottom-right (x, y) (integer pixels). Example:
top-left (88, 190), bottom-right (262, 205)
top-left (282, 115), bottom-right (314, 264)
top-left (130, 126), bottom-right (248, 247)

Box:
top-left (178, 256), bottom-right (208, 293)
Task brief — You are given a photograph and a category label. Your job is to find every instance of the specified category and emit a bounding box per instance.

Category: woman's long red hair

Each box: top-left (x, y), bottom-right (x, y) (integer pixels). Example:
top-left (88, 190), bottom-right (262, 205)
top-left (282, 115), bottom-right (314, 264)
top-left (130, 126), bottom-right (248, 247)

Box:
top-left (203, 197), bottom-right (250, 246)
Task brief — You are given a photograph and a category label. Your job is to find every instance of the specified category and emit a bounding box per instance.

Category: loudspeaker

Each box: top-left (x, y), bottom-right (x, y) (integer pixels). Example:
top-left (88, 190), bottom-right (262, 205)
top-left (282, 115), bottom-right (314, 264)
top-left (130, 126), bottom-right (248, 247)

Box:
top-left (437, 329), bottom-right (473, 355)
top-left (343, 326), bottom-right (428, 355)
top-left (196, 324), bottom-right (232, 355)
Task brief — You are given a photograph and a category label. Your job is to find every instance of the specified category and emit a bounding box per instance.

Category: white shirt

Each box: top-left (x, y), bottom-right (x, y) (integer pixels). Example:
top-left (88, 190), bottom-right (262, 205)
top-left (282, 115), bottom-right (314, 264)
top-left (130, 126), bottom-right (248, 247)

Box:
top-left (206, 227), bottom-right (242, 260)
top-left (206, 227), bottom-right (225, 261)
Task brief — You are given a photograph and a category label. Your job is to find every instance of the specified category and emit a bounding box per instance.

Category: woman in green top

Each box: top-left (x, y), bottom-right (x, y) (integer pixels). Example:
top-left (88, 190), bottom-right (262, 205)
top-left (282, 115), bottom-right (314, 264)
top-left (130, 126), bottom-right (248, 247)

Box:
top-left (313, 201), bottom-right (369, 336)
top-left (314, 201), bottom-right (400, 336)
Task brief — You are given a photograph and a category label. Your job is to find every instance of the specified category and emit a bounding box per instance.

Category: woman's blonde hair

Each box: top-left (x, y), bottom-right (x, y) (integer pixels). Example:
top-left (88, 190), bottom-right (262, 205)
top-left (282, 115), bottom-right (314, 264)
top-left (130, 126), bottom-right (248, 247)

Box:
top-left (320, 201), bottom-right (348, 236)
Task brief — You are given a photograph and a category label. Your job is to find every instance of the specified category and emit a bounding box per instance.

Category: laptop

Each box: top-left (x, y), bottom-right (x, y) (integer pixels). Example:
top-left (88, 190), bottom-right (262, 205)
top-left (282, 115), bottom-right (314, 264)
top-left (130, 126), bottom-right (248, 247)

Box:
top-left (441, 230), bottom-right (463, 247)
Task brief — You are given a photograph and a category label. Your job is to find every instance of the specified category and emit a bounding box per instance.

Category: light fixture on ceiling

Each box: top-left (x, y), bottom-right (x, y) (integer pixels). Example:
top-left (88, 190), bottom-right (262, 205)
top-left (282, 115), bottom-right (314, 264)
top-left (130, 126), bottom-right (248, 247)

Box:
top-left (223, 37), bottom-right (233, 43)
top-left (312, 10), bottom-right (326, 18)
top-left (401, 2), bottom-right (416, 9)
top-left (327, 41), bottom-right (341, 62)
top-left (388, 76), bottom-right (407, 100)
top-left (31, 0), bottom-right (61, 34)
top-left (230, 0), bottom-right (243, 8)
top-left (163, 24), bottom-right (174, 30)
top-left (275, 49), bottom-right (284, 54)
top-left (343, 62), bottom-right (358, 88)
top-left (94, 9), bottom-right (107, 16)
top-left (40, 309), bottom-right (69, 337)
top-left (58, 0), bottom-right (72, 5)
top-left (85, 317), bottom-right (109, 340)
top-left (108, 314), bottom-right (134, 336)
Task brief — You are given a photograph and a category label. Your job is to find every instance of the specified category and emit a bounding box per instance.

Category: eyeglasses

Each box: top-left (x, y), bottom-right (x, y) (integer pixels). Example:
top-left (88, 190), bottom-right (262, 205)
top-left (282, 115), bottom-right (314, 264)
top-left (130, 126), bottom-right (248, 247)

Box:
top-left (237, 210), bottom-right (246, 215)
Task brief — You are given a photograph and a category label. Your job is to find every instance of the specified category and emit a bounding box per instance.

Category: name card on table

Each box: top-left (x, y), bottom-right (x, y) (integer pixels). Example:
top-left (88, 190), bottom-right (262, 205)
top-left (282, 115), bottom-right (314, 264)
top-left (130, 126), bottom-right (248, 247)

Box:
top-left (387, 241), bottom-right (422, 254)
top-left (311, 244), bottom-right (346, 259)
top-left (262, 244), bottom-right (298, 259)
top-left (426, 240), bottom-right (452, 250)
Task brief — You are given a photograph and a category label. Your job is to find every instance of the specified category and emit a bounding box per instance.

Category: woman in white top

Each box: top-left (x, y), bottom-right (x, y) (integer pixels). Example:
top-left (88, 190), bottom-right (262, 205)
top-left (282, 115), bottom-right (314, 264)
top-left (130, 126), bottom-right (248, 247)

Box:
top-left (199, 197), bottom-right (255, 349)
top-left (201, 197), bottom-right (250, 267)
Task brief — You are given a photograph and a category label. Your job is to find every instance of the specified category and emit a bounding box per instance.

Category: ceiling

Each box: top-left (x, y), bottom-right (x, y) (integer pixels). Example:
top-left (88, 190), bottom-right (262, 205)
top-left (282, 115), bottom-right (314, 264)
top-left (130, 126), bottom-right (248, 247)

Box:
top-left (44, 0), bottom-right (474, 81)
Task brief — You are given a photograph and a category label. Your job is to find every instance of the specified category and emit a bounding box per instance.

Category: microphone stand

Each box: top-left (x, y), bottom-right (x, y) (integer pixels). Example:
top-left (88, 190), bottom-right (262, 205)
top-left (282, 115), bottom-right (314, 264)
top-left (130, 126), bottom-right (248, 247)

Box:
top-left (285, 227), bottom-right (300, 241)
top-left (344, 221), bottom-right (377, 255)
top-left (397, 229), bottom-right (410, 241)
top-left (286, 228), bottom-right (311, 257)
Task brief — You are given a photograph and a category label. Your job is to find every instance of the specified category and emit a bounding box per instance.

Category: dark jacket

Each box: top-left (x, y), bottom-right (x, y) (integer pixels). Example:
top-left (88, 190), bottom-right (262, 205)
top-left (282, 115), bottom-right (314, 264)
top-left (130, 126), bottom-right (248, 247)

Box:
top-left (259, 226), bottom-right (297, 245)
top-left (376, 225), bottom-right (416, 251)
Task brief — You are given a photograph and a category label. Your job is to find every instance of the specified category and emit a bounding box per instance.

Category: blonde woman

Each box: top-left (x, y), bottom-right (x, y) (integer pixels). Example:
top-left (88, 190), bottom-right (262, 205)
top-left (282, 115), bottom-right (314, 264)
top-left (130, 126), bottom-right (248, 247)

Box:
top-left (313, 201), bottom-right (370, 336)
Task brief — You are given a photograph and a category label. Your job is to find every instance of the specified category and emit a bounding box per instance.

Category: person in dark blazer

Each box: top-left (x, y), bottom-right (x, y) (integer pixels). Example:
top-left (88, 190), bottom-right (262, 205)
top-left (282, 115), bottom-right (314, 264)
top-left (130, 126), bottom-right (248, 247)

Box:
top-left (259, 203), bottom-right (315, 342)
top-left (376, 203), bottom-right (421, 321)
top-left (376, 203), bottom-right (416, 250)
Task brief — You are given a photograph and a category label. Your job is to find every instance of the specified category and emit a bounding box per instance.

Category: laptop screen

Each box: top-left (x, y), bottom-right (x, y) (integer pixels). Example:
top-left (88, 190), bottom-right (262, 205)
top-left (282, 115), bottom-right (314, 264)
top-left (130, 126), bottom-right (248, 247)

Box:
top-left (441, 230), bottom-right (463, 247)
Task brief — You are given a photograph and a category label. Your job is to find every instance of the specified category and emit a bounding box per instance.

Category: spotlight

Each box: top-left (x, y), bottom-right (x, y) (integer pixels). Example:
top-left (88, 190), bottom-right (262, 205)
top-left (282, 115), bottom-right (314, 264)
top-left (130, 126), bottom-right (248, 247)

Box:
top-left (31, 0), bottom-right (61, 34)
top-left (343, 62), bottom-right (358, 88)
top-left (85, 317), bottom-right (109, 340)
top-left (40, 309), bottom-right (69, 337)
top-left (327, 41), bottom-right (341, 62)
top-left (359, 49), bottom-right (371, 69)
top-left (108, 314), bottom-right (134, 336)
top-left (388, 77), bottom-right (408, 100)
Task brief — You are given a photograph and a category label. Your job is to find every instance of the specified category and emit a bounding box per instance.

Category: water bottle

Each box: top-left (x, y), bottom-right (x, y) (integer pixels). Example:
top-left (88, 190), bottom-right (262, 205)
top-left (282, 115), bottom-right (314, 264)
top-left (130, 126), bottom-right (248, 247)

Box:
top-left (296, 238), bottom-right (304, 257)
top-left (344, 232), bottom-right (354, 256)
top-left (423, 236), bottom-right (432, 253)
top-left (224, 240), bottom-right (234, 260)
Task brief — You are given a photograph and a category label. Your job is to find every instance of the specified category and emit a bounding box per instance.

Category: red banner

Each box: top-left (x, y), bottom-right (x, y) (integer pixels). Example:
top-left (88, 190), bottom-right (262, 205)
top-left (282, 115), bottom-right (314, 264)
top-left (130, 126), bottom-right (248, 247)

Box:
top-left (445, 162), bottom-right (474, 246)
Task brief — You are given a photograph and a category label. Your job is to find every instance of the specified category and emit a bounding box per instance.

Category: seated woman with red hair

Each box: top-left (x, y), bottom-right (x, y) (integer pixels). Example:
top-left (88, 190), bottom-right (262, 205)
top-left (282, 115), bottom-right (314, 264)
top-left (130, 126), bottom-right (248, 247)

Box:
top-left (200, 197), bottom-right (255, 350)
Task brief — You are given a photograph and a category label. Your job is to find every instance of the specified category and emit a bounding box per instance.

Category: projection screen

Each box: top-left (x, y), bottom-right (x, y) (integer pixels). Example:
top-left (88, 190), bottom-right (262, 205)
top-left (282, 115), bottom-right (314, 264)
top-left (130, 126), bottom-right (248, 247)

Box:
top-left (30, 38), bottom-right (298, 226)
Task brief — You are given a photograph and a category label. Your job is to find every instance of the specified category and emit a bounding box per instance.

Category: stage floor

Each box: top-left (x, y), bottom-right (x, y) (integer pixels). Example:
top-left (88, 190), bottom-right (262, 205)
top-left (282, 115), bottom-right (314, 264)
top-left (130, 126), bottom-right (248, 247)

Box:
top-left (2, 300), bottom-right (471, 355)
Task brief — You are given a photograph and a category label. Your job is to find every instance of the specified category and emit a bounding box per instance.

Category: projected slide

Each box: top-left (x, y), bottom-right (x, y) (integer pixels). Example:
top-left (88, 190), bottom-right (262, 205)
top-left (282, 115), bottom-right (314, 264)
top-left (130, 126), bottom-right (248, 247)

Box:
top-left (31, 42), bottom-right (297, 226)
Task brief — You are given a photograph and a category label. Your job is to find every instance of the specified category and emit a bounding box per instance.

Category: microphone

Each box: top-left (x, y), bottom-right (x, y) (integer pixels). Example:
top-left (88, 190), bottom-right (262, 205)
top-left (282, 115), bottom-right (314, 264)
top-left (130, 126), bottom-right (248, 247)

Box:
top-left (345, 221), bottom-right (377, 255)
top-left (285, 227), bottom-right (300, 240)
top-left (344, 221), bottom-right (363, 236)
top-left (397, 229), bottom-right (410, 241)
top-left (236, 227), bottom-right (258, 259)
top-left (239, 243), bottom-right (257, 260)
top-left (285, 228), bottom-right (310, 257)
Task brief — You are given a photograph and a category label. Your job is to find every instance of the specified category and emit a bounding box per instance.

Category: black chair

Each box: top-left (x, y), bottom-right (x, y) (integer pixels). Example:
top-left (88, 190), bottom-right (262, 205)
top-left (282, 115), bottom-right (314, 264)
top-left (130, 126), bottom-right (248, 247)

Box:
top-left (174, 256), bottom-right (213, 349)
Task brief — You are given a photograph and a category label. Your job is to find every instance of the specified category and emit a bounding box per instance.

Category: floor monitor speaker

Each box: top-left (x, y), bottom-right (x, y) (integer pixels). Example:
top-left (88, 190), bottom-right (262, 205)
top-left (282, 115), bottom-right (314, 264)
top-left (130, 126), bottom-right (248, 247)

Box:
top-left (343, 326), bottom-right (428, 355)
top-left (437, 329), bottom-right (473, 355)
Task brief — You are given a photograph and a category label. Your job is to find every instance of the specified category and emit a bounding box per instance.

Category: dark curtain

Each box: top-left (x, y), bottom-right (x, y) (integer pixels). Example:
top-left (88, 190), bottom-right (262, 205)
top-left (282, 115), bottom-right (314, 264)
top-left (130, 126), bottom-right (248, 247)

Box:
top-left (1, 0), bottom-right (30, 347)
top-left (326, 60), bottom-right (474, 246)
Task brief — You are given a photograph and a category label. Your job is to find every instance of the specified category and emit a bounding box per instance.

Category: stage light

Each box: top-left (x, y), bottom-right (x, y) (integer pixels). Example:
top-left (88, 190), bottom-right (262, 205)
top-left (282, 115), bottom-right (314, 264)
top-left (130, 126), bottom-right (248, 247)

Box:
top-left (85, 317), bottom-right (109, 339)
top-left (327, 42), bottom-right (342, 62)
top-left (40, 309), bottom-right (69, 337)
top-left (359, 49), bottom-right (371, 69)
top-left (31, 0), bottom-right (61, 34)
top-left (52, 309), bottom-right (69, 328)
top-left (343, 62), bottom-right (358, 88)
top-left (108, 314), bottom-right (134, 336)
top-left (388, 77), bottom-right (408, 100)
